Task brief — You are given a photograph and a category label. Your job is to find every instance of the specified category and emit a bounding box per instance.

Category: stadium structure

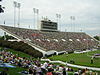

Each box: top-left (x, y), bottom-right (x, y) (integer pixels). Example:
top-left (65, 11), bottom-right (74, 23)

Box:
top-left (0, 19), bottom-right (99, 56)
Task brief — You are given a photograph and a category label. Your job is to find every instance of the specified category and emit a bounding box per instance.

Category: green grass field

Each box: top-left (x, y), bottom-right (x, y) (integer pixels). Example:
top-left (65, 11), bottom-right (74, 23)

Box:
top-left (49, 50), bottom-right (100, 68)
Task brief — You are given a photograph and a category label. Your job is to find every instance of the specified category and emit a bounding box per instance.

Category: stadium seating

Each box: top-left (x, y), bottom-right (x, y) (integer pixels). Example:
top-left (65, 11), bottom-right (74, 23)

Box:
top-left (0, 25), bottom-right (99, 54)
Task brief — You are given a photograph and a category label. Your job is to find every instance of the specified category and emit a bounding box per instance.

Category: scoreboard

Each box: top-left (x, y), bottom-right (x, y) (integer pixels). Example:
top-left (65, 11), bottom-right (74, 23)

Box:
top-left (40, 20), bottom-right (58, 31)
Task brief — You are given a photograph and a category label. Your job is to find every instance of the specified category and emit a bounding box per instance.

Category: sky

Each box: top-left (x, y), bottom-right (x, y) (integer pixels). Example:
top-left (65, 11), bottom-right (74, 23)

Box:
top-left (0, 0), bottom-right (100, 36)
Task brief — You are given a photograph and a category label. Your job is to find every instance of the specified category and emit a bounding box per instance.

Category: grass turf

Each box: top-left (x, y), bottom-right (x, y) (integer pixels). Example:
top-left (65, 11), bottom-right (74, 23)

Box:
top-left (49, 50), bottom-right (100, 68)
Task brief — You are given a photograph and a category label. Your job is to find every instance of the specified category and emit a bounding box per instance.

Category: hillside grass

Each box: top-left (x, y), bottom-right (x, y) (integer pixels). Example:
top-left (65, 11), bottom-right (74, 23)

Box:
top-left (0, 47), bottom-right (33, 75)
top-left (0, 47), bottom-right (36, 59)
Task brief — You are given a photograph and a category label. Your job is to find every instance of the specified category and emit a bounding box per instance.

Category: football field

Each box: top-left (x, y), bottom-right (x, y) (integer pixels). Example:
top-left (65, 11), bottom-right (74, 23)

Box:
top-left (49, 50), bottom-right (100, 68)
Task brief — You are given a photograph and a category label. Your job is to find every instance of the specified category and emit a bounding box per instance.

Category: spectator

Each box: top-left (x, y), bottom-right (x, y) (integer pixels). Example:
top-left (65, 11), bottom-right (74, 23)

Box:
top-left (46, 68), bottom-right (53, 75)
top-left (62, 68), bottom-right (68, 75)
top-left (29, 67), bottom-right (33, 75)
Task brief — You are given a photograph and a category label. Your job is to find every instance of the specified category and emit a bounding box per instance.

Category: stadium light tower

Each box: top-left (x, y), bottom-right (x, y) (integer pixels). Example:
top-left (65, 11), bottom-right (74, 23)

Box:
top-left (33, 8), bottom-right (36, 29)
top-left (56, 13), bottom-right (61, 31)
top-left (13, 1), bottom-right (21, 27)
top-left (13, 1), bottom-right (17, 27)
top-left (36, 9), bottom-right (39, 30)
top-left (17, 3), bottom-right (21, 27)
top-left (70, 16), bottom-right (75, 32)
top-left (33, 8), bottom-right (39, 29)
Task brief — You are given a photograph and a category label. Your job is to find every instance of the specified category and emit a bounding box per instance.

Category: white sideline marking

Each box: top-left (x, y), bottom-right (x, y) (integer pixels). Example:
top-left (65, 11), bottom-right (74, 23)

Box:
top-left (41, 59), bottom-right (100, 71)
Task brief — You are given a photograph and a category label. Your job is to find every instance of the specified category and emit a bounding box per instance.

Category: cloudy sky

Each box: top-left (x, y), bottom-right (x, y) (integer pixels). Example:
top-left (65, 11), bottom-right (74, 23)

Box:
top-left (0, 0), bottom-right (100, 36)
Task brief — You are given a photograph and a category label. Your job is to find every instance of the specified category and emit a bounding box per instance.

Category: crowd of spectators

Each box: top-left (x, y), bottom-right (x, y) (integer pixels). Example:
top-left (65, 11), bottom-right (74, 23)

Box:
top-left (0, 50), bottom-right (33, 68)
top-left (0, 25), bottom-right (99, 52)
top-left (0, 50), bottom-right (98, 75)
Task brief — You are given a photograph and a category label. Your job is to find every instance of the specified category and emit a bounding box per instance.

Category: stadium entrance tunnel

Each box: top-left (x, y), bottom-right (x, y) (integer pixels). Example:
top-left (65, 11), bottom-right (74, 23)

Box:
top-left (44, 51), bottom-right (58, 57)
top-left (57, 51), bottom-right (66, 55)
top-left (43, 51), bottom-right (67, 57)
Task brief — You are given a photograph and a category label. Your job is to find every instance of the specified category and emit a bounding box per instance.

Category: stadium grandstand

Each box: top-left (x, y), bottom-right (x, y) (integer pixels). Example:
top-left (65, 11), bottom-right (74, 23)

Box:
top-left (0, 23), bottom-right (99, 57)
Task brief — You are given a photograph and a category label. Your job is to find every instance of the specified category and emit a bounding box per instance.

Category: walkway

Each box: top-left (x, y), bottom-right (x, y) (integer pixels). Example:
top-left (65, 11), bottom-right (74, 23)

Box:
top-left (41, 59), bottom-right (100, 71)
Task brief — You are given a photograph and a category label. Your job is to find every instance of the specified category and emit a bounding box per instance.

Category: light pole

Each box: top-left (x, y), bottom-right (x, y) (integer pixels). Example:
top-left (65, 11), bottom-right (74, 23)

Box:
top-left (17, 3), bottom-right (21, 27)
top-left (13, 1), bottom-right (17, 27)
top-left (37, 9), bottom-right (39, 30)
top-left (70, 16), bottom-right (75, 32)
top-left (33, 8), bottom-right (39, 29)
top-left (13, 1), bottom-right (21, 27)
top-left (33, 8), bottom-right (35, 29)
top-left (56, 14), bottom-right (61, 31)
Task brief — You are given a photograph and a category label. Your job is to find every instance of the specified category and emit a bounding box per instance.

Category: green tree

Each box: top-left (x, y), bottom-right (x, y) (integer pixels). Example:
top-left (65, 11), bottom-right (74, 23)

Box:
top-left (94, 36), bottom-right (100, 41)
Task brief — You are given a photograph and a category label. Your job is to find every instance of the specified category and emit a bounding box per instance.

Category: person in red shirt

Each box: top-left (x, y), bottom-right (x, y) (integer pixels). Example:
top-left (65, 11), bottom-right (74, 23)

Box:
top-left (46, 68), bottom-right (53, 75)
